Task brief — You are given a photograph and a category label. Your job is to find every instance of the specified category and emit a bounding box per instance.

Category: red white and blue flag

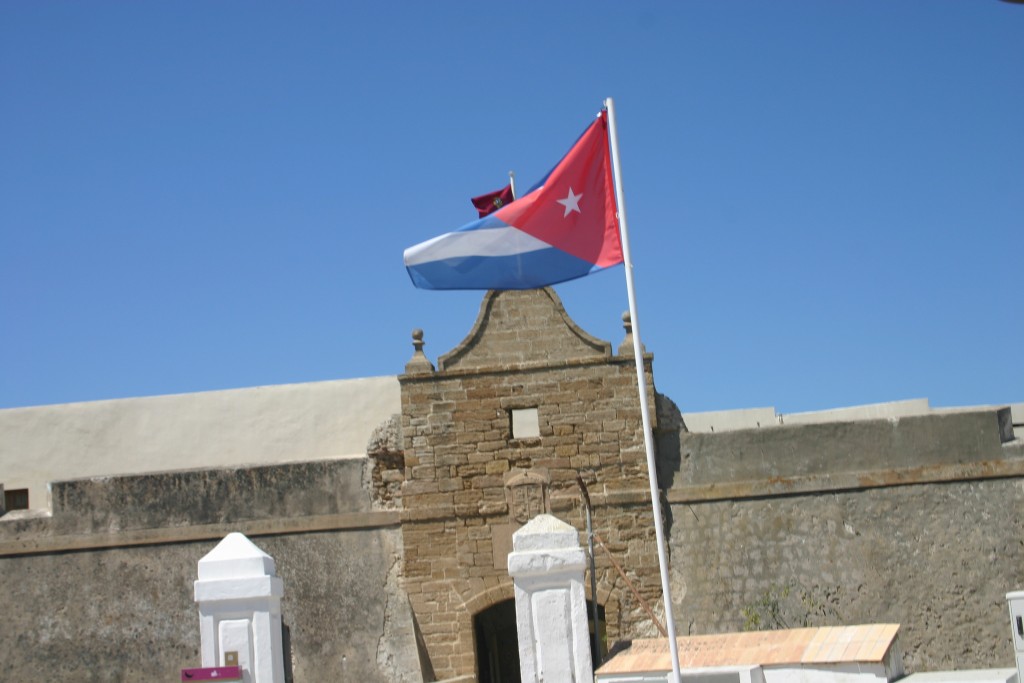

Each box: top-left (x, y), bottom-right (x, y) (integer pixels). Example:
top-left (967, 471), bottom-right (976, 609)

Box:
top-left (404, 112), bottom-right (623, 290)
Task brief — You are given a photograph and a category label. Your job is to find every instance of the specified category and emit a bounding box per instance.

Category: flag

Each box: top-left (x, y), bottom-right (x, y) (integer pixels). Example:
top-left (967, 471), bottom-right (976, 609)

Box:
top-left (471, 184), bottom-right (515, 217)
top-left (404, 112), bottom-right (623, 290)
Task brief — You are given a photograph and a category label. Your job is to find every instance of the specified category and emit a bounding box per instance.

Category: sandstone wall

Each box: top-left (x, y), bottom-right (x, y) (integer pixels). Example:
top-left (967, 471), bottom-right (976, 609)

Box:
top-left (399, 289), bottom-right (665, 681)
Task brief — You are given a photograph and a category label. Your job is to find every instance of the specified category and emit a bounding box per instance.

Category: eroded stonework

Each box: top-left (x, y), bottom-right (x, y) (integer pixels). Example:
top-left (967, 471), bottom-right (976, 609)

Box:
top-left (399, 288), bottom-right (663, 680)
top-left (2, 285), bottom-right (1021, 681)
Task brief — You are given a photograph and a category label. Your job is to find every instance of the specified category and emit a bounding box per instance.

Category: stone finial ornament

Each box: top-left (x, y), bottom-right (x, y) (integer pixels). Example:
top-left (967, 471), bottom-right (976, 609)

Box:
top-left (618, 311), bottom-right (645, 356)
top-left (404, 328), bottom-right (435, 374)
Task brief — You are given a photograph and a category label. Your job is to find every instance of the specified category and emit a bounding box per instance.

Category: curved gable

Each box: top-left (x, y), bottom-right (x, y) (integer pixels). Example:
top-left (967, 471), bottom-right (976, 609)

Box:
top-left (437, 288), bottom-right (611, 371)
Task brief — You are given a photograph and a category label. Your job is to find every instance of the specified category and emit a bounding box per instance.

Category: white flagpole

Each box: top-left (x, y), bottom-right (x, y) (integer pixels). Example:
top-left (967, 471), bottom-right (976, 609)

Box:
top-left (604, 96), bottom-right (683, 682)
top-left (509, 170), bottom-right (517, 200)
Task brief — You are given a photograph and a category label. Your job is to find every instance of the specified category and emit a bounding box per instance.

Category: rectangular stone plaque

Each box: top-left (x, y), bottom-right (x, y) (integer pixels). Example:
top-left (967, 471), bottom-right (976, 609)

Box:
top-left (491, 522), bottom-right (514, 570)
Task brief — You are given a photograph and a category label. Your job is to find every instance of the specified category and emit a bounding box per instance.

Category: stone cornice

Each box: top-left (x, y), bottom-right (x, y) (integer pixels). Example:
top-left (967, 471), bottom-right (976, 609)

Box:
top-left (0, 510), bottom-right (400, 558)
top-left (399, 352), bottom-right (654, 384)
top-left (666, 457), bottom-right (1024, 504)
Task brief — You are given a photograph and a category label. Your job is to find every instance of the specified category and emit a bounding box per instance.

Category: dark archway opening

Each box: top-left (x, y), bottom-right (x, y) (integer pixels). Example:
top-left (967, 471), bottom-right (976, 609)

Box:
top-left (474, 598), bottom-right (606, 683)
top-left (588, 599), bottom-right (607, 667)
top-left (475, 599), bottom-right (520, 683)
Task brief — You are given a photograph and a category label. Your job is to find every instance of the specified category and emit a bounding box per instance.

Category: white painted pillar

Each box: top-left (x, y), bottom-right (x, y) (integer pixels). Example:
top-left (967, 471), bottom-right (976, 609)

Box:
top-left (507, 514), bottom-right (593, 683)
top-left (1007, 591), bottom-right (1024, 683)
top-left (194, 532), bottom-right (285, 683)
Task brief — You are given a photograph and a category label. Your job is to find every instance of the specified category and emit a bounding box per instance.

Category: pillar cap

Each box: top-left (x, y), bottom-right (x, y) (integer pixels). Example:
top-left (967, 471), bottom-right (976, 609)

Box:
top-left (512, 514), bottom-right (578, 552)
top-left (198, 532), bottom-right (277, 580)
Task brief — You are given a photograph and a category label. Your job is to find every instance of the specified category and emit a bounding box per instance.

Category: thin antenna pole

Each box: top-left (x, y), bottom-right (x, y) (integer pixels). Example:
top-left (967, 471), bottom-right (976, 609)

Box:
top-left (604, 96), bottom-right (682, 682)
top-left (509, 170), bottom-right (517, 200)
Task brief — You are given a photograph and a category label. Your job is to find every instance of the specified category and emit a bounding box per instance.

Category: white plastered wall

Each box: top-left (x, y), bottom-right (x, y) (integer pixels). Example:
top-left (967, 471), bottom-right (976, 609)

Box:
top-left (0, 375), bottom-right (401, 510)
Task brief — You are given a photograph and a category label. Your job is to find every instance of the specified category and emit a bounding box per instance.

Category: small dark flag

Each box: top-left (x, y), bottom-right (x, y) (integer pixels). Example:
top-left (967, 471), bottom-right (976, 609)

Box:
top-left (471, 184), bottom-right (515, 217)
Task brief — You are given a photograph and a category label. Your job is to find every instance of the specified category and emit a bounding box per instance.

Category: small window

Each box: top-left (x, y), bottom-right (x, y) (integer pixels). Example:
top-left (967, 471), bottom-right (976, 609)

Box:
top-left (510, 408), bottom-right (540, 439)
top-left (4, 488), bottom-right (29, 511)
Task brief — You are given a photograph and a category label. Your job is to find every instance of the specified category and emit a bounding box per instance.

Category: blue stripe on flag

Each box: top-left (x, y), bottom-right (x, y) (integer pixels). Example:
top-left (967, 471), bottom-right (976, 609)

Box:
top-left (406, 246), bottom-right (604, 290)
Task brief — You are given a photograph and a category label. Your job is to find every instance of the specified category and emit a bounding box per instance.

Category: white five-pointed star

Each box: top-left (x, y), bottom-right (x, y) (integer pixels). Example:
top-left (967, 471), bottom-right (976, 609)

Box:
top-left (556, 187), bottom-right (583, 217)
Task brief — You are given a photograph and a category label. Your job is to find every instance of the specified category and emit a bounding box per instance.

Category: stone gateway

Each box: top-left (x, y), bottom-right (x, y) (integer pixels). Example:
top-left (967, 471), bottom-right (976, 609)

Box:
top-left (1, 287), bottom-right (1021, 681)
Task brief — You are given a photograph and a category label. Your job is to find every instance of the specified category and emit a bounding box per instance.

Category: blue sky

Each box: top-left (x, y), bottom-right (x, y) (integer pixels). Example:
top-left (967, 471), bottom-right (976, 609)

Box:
top-left (1, 2), bottom-right (1021, 414)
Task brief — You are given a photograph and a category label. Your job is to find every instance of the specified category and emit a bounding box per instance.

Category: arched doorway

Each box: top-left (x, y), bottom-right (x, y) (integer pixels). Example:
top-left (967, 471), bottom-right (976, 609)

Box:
top-left (473, 599), bottom-right (606, 682)
top-left (475, 599), bottom-right (519, 683)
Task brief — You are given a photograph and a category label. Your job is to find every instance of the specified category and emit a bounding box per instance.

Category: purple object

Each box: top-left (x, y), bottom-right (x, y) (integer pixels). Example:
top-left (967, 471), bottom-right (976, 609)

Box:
top-left (180, 666), bottom-right (242, 681)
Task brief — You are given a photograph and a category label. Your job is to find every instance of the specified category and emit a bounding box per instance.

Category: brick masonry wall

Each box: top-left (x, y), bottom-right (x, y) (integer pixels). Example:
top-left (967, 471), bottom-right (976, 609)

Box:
top-left (399, 288), bottom-right (666, 681)
top-left (668, 477), bottom-right (1024, 673)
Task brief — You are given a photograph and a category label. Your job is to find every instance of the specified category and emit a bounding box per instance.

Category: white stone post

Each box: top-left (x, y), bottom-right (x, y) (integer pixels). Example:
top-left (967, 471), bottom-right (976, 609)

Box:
top-left (1007, 591), bottom-right (1024, 683)
top-left (194, 532), bottom-right (285, 683)
top-left (507, 514), bottom-right (593, 683)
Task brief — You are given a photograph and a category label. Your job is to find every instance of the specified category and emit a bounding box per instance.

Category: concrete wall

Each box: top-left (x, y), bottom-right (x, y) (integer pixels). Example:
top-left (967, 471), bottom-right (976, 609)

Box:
top-left (662, 408), bottom-right (1024, 674)
top-left (0, 375), bottom-right (400, 509)
top-left (781, 399), bottom-right (932, 426)
top-left (679, 399), bottom-right (1021, 433)
top-left (0, 459), bottom-right (425, 682)
top-left (681, 399), bottom-right (1024, 435)
top-left (667, 408), bottom-right (1016, 489)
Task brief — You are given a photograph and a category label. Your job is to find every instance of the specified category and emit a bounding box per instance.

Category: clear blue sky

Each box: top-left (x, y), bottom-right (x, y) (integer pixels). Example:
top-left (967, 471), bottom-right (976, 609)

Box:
top-left (2, 2), bottom-right (1021, 414)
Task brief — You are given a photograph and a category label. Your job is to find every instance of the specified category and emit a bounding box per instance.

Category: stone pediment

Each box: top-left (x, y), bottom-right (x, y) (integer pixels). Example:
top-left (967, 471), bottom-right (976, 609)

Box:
top-left (437, 288), bottom-right (611, 372)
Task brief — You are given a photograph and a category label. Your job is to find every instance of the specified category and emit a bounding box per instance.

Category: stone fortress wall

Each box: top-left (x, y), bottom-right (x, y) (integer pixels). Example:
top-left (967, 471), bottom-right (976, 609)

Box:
top-left (0, 458), bottom-right (423, 682)
top-left (1, 286), bottom-right (1022, 680)
top-left (662, 402), bottom-right (1024, 673)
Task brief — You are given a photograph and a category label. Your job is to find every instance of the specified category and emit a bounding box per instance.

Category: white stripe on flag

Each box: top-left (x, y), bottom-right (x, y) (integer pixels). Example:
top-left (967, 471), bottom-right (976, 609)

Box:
top-left (403, 226), bottom-right (549, 266)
